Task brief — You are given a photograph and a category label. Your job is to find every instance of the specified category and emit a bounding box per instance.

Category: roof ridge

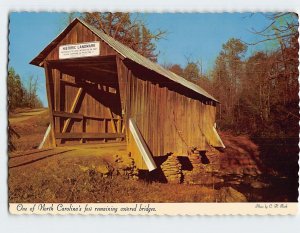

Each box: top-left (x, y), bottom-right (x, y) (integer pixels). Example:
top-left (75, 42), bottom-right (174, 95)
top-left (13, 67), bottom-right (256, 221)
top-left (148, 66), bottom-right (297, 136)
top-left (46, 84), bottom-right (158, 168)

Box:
top-left (30, 17), bottom-right (218, 102)
top-left (77, 18), bottom-right (218, 102)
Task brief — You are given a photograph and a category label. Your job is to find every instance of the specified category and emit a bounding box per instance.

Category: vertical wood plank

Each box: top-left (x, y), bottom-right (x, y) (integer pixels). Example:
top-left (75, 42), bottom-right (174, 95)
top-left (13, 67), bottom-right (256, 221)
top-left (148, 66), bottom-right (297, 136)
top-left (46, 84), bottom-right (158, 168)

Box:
top-left (44, 62), bottom-right (57, 147)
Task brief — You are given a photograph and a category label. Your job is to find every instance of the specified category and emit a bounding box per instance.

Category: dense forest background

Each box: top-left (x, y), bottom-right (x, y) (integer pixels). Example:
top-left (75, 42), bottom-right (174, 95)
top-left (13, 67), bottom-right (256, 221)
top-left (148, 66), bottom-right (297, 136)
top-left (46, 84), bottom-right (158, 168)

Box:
top-left (166, 13), bottom-right (299, 141)
top-left (163, 13), bottom-right (299, 178)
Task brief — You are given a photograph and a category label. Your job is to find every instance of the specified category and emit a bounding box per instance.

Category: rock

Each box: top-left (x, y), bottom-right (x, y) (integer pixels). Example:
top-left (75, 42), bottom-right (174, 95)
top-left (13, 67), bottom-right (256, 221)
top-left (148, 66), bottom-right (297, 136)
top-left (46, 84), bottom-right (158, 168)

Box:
top-left (161, 155), bottom-right (182, 184)
top-left (112, 169), bottom-right (119, 176)
top-left (79, 165), bottom-right (89, 172)
top-left (115, 158), bottom-right (123, 163)
top-left (219, 187), bottom-right (247, 202)
top-left (244, 168), bottom-right (258, 176)
top-left (228, 180), bottom-right (241, 185)
top-left (96, 165), bottom-right (110, 175)
top-left (118, 164), bottom-right (130, 170)
top-left (132, 176), bottom-right (139, 181)
top-left (110, 153), bottom-right (139, 179)
top-left (250, 181), bottom-right (269, 189)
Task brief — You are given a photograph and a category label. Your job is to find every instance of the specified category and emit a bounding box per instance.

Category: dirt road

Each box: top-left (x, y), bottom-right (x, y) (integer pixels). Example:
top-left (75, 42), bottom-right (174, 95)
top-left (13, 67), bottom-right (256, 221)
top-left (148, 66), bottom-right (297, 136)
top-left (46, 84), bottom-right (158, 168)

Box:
top-left (9, 108), bottom-right (48, 123)
top-left (9, 108), bottom-right (49, 151)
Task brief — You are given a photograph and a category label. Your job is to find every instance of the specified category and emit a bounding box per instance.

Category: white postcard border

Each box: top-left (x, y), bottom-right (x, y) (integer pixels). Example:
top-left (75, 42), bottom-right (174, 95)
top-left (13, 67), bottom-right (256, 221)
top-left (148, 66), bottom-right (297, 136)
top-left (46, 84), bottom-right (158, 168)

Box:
top-left (1, 2), bottom-right (300, 233)
top-left (9, 203), bottom-right (298, 215)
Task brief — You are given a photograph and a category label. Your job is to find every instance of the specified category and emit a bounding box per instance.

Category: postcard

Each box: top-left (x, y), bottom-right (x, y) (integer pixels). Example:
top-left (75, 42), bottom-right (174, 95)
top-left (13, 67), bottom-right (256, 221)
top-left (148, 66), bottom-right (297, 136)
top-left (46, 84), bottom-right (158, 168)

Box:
top-left (8, 12), bottom-right (299, 215)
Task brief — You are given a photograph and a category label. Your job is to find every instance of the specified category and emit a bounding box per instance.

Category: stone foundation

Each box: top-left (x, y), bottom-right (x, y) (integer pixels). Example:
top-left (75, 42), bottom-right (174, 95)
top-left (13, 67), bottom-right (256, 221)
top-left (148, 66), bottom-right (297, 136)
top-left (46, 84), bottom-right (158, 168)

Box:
top-left (160, 154), bottom-right (183, 184)
top-left (159, 144), bottom-right (262, 185)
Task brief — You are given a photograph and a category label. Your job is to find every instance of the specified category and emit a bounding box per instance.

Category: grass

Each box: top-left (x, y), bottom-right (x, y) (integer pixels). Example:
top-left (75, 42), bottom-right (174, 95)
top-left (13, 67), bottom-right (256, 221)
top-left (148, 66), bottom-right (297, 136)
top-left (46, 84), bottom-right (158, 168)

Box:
top-left (9, 108), bottom-right (49, 151)
top-left (9, 166), bottom-right (219, 203)
top-left (9, 107), bottom-right (269, 203)
top-left (8, 108), bottom-right (221, 203)
top-left (9, 143), bottom-right (220, 203)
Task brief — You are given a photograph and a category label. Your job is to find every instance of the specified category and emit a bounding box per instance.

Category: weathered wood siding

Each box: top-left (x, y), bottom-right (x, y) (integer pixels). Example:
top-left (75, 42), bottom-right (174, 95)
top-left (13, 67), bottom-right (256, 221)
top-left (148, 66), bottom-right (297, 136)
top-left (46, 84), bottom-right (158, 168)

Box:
top-left (44, 22), bottom-right (123, 145)
top-left (117, 61), bottom-right (218, 157)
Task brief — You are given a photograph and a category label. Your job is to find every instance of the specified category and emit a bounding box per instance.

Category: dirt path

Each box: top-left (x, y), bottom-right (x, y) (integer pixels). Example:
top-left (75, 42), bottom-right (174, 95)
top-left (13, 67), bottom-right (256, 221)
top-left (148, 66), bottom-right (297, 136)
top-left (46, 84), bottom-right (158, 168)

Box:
top-left (8, 109), bottom-right (295, 203)
top-left (9, 108), bottom-right (50, 151)
top-left (9, 108), bottom-right (48, 123)
top-left (9, 143), bottom-right (127, 169)
top-left (8, 141), bottom-right (222, 203)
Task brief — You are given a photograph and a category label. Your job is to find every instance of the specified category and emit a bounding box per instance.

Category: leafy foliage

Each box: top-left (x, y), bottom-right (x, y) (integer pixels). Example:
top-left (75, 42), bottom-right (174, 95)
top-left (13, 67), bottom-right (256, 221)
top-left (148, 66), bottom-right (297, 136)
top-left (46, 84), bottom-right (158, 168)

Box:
top-left (165, 13), bottom-right (298, 139)
top-left (8, 67), bottom-right (24, 111)
top-left (8, 67), bottom-right (43, 112)
top-left (183, 62), bottom-right (201, 84)
top-left (81, 13), bottom-right (166, 62)
top-left (211, 39), bottom-right (247, 129)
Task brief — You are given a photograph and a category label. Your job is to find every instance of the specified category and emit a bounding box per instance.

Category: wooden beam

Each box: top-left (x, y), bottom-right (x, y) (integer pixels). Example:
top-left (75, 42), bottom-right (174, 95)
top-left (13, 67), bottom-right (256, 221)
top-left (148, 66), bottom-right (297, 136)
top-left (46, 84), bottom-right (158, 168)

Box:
top-left (117, 116), bottom-right (121, 133)
top-left (81, 117), bottom-right (86, 144)
top-left (58, 66), bottom-right (117, 76)
top-left (62, 87), bottom-right (83, 133)
top-left (53, 111), bottom-right (83, 120)
top-left (53, 110), bottom-right (122, 122)
top-left (52, 63), bottom-right (115, 68)
top-left (55, 132), bottom-right (125, 139)
top-left (116, 56), bottom-right (127, 112)
top-left (116, 56), bottom-right (127, 138)
top-left (108, 108), bottom-right (117, 133)
top-left (84, 115), bottom-right (122, 121)
top-left (90, 67), bottom-right (117, 75)
top-left (47, 55), bottom-right (117, 65)
top-left (44, 62), bottom-right (56, 147)
top-left (54, 70), bottom-right (61, 133)
top-left (61, 79), bottom-right (78, 87)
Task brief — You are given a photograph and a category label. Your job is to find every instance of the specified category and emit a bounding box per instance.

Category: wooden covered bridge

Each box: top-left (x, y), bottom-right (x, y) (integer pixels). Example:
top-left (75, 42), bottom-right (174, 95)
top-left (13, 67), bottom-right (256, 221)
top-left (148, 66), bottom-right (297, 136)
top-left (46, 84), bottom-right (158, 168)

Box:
top-left (30, 18), bottom-right (224, 173)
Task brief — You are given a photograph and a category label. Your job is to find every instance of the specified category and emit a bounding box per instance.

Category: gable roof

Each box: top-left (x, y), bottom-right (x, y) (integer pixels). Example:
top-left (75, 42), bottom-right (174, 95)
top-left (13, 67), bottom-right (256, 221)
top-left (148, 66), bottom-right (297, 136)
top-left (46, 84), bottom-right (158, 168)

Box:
top-left (30, 18), bottom-right (218, 102)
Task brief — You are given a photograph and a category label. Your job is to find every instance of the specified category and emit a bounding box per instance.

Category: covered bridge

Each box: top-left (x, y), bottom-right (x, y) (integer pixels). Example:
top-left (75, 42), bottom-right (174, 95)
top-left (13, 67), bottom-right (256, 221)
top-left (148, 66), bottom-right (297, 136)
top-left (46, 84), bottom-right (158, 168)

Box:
top-left (30, 18), bottom-right (224, 172)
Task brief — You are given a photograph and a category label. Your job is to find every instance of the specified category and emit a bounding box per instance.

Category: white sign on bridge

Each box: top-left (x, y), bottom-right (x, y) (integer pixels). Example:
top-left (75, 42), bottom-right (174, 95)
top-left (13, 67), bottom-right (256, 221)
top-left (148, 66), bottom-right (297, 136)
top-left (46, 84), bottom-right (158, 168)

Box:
top-left (59, 41), bottom-right (100, 59)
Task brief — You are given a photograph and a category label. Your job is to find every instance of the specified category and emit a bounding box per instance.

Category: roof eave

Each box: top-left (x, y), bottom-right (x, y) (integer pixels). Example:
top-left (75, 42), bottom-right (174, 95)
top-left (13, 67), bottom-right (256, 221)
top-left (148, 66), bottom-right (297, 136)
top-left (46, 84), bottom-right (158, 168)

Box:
top-left (30, 18), bottom-right (81, 67)
top-left (124, 58), bottom-right (219, 103)
top-left (29, 17), bottom-right (219, 103)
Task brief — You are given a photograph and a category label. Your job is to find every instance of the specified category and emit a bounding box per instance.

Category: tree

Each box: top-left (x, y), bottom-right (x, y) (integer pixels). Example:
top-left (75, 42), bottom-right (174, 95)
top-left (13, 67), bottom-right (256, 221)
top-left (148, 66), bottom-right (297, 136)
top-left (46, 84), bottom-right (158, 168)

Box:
top-left (183, 62), bottom-right (200, 84)
top-left (170, 64), bottom-right (184, 77)
top-left (246, 13), bottom-right (298, 46)
top-left (163, 63), bottom-right (184, 77)
top-left (7, 67), bottom-right (43, 112)
top-left (210, 13), bottom-right (298, 136)
top-left (7, 67), bottom-right (25, 112)
top-left (237, 52), bottom-right (272, 132)
top-left (24, 76), bottom-right (43, 109)
top-left (81, 13), bottom-right (166, 61)
top-left (211, 38), bottom-right (247, 128)
top-left (242, 13), bottom-right (299, 135)
top-left (7, 68), bottom-right (43, 151)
